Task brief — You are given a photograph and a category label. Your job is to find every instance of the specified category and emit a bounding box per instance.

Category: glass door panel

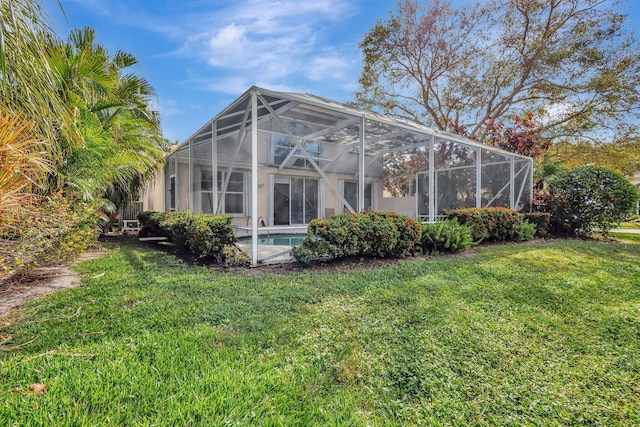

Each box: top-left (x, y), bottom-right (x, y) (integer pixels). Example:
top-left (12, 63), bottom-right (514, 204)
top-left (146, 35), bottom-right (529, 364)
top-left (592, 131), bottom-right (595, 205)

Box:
top-left (274, 183), bottom-right (290, 225)
top-left (304, 179), bottom-right (318, 223)
top-left (291, 178), bottom-right (304, 224)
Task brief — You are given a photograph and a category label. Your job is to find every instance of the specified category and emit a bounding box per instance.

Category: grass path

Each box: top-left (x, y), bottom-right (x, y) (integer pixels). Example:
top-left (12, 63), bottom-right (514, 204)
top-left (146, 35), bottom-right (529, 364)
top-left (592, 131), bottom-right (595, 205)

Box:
top-left (1, 237), bottom-right (639, 425)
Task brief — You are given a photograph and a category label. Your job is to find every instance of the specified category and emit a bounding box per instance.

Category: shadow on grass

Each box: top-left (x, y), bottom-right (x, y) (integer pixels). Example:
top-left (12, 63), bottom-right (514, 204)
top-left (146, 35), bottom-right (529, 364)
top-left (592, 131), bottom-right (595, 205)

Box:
top-left (3, 237), bottom-right (639, 361)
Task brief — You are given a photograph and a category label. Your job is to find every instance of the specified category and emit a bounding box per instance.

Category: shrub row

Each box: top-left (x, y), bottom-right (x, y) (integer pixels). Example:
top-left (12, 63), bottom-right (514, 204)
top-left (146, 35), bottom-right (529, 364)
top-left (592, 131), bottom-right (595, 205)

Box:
top-left (292, 211), bottom-right (420, 264)
top-left (444, 207), bottom-right (543, 243)
top-left (137, 211), bottom-right (237, 263)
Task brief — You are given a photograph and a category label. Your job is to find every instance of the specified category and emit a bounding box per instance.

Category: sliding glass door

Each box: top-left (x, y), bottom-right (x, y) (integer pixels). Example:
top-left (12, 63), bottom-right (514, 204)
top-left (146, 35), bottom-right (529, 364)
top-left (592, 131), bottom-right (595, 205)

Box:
top-left (273, 177), bottom-right (318, 225)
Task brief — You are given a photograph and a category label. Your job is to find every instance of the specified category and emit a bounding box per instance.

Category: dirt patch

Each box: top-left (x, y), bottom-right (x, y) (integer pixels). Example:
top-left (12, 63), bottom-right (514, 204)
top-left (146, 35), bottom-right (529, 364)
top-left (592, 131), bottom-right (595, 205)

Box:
top-left (0, 250), bottom-right (106, 319)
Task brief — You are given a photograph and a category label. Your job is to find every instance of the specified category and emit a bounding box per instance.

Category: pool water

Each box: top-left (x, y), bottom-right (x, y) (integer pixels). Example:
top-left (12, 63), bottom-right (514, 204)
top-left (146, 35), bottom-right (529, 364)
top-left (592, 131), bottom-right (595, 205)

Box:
top-left (238, 234), bottom-right (307, 246)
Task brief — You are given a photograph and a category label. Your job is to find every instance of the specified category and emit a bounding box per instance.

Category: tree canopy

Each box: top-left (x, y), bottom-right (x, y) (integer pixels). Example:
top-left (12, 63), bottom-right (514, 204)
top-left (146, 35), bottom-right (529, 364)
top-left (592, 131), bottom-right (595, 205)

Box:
top-left (0, 0), bottom-right (170, 272)
top-left (357, 0), bottom-right (640, 173)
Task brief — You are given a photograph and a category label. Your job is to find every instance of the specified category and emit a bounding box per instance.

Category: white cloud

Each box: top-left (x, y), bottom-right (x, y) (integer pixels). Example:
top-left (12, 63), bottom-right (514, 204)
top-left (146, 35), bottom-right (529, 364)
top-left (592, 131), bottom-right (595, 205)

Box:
top-left (205, 76), bottom-right (254, 95)
top-left (307, 54), bottom-right (353, 81)
top-left (174, 0), bottom-right (359, 91)
top-left (68, 0), bottom-right (363, 98)
top-left (541, 102), bottom-right (575, 126)
top-left (160, 99), bottom-right (181, 117)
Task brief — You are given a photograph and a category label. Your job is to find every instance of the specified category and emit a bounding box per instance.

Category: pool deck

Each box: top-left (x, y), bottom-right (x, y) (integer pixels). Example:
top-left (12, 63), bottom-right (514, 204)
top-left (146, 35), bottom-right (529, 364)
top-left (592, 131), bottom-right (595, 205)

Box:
top-left (235, 243), bottom-right (294, 265)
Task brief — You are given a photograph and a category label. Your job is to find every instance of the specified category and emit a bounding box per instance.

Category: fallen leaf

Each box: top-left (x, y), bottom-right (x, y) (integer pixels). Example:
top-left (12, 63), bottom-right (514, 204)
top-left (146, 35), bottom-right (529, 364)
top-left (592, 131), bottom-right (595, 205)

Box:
top-left (10, 383), bottom-right (46, 395)
top-left (31, 383), bottom-right (46, 395)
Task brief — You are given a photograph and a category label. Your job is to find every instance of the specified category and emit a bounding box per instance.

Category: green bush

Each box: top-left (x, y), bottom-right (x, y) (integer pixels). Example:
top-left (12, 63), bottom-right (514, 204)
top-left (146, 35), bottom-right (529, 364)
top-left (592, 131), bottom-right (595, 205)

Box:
top-left (293, 211), bottom-right (421, 263)
top-left (184, 214), bottom-right (234, 260)
top-left (222, 244), bottom-right (251, 267)
top-left (513, 221), bottom-right (537, 242)
top-left (157, 211), bottom-right (195, 246)
top-left (522, 212), bottom-right (551, 237)
top-left (547, 166), bottom-right (640, 236)
top-left (372, 211), bottom-right (421, 257)
top-left (136, 211), bottom-right (157, 228)
top-left (137, 211), bottom-right (234, 262)
top-left (419, 220), bottom-right (473, 253)
top-left (291, 236), bottom-right (333, 265)
top-left (1, 196), bottom-right (100, 273)
top-left (137, 211), bottom-right (162, 237)
top-left (444, 207), bottom-right (524, 242)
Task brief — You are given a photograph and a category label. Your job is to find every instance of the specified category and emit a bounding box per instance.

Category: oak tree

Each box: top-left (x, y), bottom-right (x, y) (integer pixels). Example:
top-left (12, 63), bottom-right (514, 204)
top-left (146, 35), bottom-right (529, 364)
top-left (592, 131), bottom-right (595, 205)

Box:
top-left (357, 0), bottom-right (640, 153)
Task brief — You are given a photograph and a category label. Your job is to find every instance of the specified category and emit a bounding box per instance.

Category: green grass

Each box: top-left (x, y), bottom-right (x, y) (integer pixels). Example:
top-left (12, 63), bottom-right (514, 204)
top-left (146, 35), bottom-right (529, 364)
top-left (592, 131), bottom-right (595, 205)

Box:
top-left (1, 238), bottom-right (639, 425)
top-left (611, 231), bottom-right (640, 244)
top-left (618, 221), bottom-right (640, 230)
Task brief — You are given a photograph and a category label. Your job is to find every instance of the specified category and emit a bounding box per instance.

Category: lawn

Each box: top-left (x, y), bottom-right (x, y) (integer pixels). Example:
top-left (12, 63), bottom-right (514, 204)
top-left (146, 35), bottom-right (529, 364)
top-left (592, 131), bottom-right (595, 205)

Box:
top-left (617, 221), bottom-right (640, 230)
top-left (1, 238), bottom-right (639, 426)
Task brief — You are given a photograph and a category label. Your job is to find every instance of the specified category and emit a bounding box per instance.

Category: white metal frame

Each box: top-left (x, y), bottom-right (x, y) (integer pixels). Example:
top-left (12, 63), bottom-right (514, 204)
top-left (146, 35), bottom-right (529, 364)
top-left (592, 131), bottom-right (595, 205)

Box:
top-left (165, 86), bottom-right (534, 265)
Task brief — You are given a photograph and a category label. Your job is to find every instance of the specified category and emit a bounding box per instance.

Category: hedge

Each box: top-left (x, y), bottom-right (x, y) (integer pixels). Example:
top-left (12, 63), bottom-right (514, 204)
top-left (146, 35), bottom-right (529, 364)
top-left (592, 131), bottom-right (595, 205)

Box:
top-left (444, 207), bottom-right (535, 243)
top-left (185, 214), bottom-right (234, 261)
top-left (137, 211), bottom-right (234, 262)
top-left (292, 211), bottom-right (420, 264)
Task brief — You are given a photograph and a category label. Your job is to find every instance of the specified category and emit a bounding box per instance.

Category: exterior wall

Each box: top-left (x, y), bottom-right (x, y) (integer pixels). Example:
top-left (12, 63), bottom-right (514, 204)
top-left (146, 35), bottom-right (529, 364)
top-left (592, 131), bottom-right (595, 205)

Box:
top-left (142, 168), bottom-right (165, 212)
top-left (176, 159), bottom-right (190, 211)
top-left (141, 156), bottom-right (388, 230)
top-left (379, 196), bottom-right (416, 218)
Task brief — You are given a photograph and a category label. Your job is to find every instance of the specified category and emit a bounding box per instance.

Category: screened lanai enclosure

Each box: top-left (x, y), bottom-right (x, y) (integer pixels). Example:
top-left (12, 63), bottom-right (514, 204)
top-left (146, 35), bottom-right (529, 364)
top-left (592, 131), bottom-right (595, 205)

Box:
top-left (164, 87), bottom-right (533, 264)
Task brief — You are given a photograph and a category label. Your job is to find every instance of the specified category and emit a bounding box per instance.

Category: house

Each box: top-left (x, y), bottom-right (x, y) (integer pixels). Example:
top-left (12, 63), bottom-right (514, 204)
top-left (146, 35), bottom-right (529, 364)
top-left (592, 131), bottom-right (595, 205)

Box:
top-left (143, 86), bottom-right (533, 264)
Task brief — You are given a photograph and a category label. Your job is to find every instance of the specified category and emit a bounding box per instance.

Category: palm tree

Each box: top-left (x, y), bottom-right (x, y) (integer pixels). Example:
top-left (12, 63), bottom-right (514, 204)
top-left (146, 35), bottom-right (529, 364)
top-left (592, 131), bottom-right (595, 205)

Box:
top-left (0, 0), bottom-right (79, 158)
top-left (46, 27), bottom-right (170, 203)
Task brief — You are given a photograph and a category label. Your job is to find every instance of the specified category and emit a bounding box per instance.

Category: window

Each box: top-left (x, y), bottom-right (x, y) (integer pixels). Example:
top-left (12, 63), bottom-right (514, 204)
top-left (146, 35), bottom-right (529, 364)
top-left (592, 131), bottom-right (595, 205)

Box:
top-left (169, 175), bottom-right (176, 211)
top-left (201, 170), bottom-right (214, 214)
top-left (217, 171), bottom-right (245, 214)
top-left (271, 133), bottom-right (321, 169)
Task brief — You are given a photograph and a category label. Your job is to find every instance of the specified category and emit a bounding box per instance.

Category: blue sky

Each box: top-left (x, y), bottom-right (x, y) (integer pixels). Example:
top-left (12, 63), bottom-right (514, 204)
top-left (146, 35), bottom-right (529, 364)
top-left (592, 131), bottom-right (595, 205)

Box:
top-left (44, 0), bottom-right (640, 143)
top-left (45, 0), bottom-right (392, 142)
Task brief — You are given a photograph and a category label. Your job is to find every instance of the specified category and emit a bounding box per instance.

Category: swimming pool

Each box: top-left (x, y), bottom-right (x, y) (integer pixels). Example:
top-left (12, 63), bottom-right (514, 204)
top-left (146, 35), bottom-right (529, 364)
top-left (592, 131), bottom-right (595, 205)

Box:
top-left (238, 233), bottom-right (307, 246)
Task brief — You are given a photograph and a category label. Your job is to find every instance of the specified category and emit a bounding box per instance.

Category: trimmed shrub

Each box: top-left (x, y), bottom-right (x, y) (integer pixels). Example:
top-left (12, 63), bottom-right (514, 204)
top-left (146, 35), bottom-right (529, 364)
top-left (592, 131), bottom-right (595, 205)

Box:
top-left (372, 211), bottom-right (422, 257)
top-left (546, 166), bottom-right (640, 236)
top-left (137, 211), bottom-right (234, 262)
top-left (293, 211), bottom-right (421, 263)
top-left (522, 212), bottom-right (551, 237)
top-left (136, 211), bottom-right (157, 228)
top-left (222, 244), bottom-right (251, 267)
top-left (444, 207), bottom-right (523, 242)
top-left (157, 211), bottom-right (194, 246)
top-left (419, 219), bottom-right (473, 253)
top-left (184, 214), bottom-right (234, 260)
top-left (291, 236), bottom-right (333, 265)
top-left (137, 211), bottom-right (161, 237)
